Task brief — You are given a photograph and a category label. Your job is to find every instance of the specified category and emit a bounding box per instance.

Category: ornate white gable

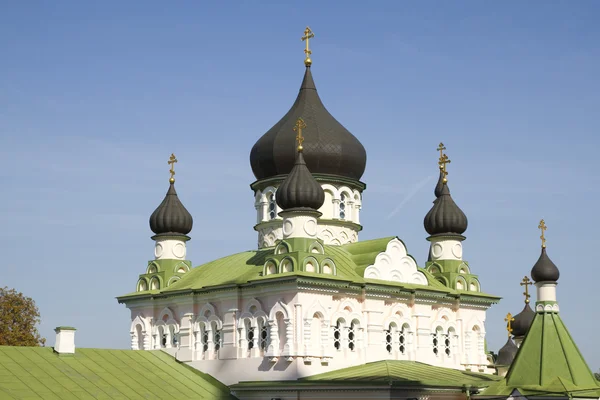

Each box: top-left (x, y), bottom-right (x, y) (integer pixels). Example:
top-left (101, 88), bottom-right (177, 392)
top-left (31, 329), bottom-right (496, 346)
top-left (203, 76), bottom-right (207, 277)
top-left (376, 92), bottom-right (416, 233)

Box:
top-left (364, 238), bottom-right (427, 285)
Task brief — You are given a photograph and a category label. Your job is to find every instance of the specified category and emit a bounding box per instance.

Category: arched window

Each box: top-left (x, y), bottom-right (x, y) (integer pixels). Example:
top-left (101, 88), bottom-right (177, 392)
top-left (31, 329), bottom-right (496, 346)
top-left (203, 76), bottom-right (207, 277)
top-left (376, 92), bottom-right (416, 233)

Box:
top-left (446, 328), bottom-right (455, 357)
top-left (211, 321), bottom-right (221, 352)
top-left (399, 324), bottom-right (408, 355)
top-left (348, 320), bottom-right (356, 351)
top-left (339, 193), bottom-right (347, 219)
top-left (258, 318), bottom-right (269, 354)
top-left (333, 319), bottom-right (343, 350)
top-left (269, 193), bottom-right (277, 220)
top-left (385, 323), bottom-right (395, 353)
top-left (135, 325), bottom-right (143, 350)
top-left (432, 326), bottom-right (444, 356)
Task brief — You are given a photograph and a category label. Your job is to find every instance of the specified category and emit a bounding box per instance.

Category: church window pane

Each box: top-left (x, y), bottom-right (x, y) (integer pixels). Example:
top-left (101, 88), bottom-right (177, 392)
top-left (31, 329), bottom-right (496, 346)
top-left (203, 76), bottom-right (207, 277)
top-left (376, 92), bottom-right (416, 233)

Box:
top-left (348, 321), bottom-right (356, 351)
top-left (269, 194), bottom-right (276, 220)
top-left (333, 320), bottom-right (341, 350)
top-left (247, 327), bottom-right (254, 350)
top-left (385, 327), bottom-right (392, 353)
top-left (339, 193), bottom-right (346, 219)
top-left (399, 326), bottom-right (406, 354)
top-left (202, 330), bottom-right (209, 352)
top-left (259, 322), bottom-right (268, 351)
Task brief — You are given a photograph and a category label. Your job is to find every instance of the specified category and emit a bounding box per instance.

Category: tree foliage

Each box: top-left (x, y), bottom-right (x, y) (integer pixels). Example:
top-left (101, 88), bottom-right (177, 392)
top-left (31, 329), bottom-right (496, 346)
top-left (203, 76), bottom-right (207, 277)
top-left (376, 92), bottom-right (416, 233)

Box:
top-left (595, 370), bottom-right (600, 381)
top-left (0, 287), bottom-right (45, 346)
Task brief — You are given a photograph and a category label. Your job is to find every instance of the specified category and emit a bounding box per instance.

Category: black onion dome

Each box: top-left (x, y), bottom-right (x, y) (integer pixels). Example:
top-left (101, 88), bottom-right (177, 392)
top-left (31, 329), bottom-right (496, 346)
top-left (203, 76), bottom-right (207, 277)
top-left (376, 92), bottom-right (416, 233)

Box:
top-left (531, 247), bottom-right (560, 282)
top-left (149, 182), bottom-right (193, 236)
top-left (424, 177), bottom-right (468, 236)
top-left (276, 150), bottom-right (325, 211)
top-left (496, 337), bottom-right (519, 366)
top-left (512, 302), bottom-right (535, 337)
top-left (250, 67), bottom-right (367, 181)
top-left (434, 169), bottom-right (445, 198)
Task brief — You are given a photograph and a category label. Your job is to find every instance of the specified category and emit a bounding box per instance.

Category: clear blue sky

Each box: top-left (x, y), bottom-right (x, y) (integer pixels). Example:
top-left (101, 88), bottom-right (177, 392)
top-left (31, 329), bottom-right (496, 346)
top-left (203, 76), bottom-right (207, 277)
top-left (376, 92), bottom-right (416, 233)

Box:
top-left (1, 1), bottom-right (599, 370)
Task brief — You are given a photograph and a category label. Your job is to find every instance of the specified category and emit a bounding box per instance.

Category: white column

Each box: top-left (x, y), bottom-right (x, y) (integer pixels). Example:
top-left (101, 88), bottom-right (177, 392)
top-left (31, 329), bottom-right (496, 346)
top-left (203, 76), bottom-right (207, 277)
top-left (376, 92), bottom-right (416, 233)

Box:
top-left (154, 237), bottom-right (188, 260)
top-left (428, 237), bottom-right (463, 261)
top-left (281, 212), bottom-right (319, 240)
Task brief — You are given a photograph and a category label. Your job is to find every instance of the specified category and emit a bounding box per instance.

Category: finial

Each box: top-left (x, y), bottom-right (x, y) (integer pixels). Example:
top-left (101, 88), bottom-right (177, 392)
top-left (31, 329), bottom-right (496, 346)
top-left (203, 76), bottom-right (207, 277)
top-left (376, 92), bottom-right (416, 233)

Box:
top-left (520, 276), bottom-right (533, 304)
top-left (538, 219), bottom-right (547, 248)
top-left (168, 153), bottom-right (178, 183)
top-left (293, 118), bottom-right (307, 152)
top-left (504, 312), bottom-right (515, 338)
top-left (437, 142), bottom-right (451, 183)
top-left (301, 26), bottom-right (315, 67)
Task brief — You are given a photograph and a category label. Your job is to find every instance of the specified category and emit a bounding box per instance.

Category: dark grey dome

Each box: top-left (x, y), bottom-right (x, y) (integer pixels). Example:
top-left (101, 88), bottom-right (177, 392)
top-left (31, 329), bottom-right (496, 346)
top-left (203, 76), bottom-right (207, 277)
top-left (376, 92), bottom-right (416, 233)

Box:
top-left (496, 337), bottom-right (519, 366)
top-left (531, 247), bottom-right (560, 282)
top-left (276, 150), bottom-right (325, 211)
top-left (149, 182), bottom-right (193, 236)
top-left (512, 302), bottom-right (535, 337)
top-left (250, 66), bottom-right (367, 182)
top-left (424, 172), bottom-right (468, 236)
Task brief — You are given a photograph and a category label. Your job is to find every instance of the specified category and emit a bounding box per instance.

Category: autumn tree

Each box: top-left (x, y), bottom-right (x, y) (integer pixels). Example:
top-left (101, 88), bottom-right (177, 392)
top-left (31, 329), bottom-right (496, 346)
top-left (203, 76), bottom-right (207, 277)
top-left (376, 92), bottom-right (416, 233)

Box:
top-left (0, 287), bottom-right (45, 346)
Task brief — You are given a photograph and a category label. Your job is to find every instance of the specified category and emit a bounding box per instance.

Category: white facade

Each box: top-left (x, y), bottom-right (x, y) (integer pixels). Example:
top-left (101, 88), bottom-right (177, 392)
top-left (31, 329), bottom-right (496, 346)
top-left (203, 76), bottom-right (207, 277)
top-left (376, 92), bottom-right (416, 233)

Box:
top-left (254, 183), bottom-right (363, 248)
top-left (127, 235), bottom-right (493, 386)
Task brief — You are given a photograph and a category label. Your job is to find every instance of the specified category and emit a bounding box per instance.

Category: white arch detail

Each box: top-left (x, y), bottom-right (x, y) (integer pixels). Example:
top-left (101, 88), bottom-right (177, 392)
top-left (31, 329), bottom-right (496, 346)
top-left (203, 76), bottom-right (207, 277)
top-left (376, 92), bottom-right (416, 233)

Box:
top-left (364, 238), bottom-right (427, 285)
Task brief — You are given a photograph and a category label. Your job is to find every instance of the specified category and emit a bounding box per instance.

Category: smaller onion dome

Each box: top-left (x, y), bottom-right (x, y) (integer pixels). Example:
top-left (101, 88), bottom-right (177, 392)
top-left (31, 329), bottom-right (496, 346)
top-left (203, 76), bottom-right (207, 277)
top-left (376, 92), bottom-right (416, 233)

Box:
top-left (149, 181), bottom-right (193, 237)
top-left (511, 302), bottom-right (535, 337)
top-left (496, 337), bottom-right (519, 366)
top-left (276, 128), bottom-right (325, 211)
top-left (424, 171), bottom-right (468, 236)
top-left (531, 247), bottom-right (560, 282)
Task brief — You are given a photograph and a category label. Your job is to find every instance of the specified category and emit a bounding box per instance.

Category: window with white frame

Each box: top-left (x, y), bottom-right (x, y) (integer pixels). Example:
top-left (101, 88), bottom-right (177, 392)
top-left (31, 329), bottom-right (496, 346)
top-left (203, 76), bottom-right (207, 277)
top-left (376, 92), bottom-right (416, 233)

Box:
top-left (432, 327), bottom-right (445, 356)
top-left (445, 328), bottom-right (454, 356)
top-left (348, 321), bottom-right (356, 350)
top-left (399, 324), bottom-right (407, 354)
top-left (259, 320), bottom-right (269, 353)
top-left (247, 325), bottom-right (255, 350)
top-left (269, 193), bottom-right (276, 220)
top-left (333, 320), bottom-right (342, 350)
top-left (339, 193), bottom-right (347, 219)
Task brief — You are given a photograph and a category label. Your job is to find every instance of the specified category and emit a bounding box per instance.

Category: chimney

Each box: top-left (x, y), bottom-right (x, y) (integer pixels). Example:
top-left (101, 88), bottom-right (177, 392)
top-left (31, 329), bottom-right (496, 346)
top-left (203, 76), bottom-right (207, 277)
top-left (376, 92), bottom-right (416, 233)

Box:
top-left (54, 326), bottom-right (76, 354)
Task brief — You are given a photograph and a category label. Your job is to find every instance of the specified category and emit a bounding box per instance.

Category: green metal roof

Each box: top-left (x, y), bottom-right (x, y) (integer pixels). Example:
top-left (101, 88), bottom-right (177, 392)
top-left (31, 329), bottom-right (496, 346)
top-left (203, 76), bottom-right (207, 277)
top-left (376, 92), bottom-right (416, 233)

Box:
top-left (232, 360), bottom-right (500, 390)
top-left (0, 346), bottom-right (235, 400)
top-left (481, 312), bottom-right (600, 398)
top-left (118, 237), bottom-right (499, 301)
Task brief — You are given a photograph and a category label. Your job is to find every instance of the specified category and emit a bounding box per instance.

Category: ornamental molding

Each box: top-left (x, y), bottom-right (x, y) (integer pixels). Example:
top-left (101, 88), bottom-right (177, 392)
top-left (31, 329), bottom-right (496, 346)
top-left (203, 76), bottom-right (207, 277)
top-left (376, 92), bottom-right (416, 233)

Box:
top-left (364, 238), bottom-right (427, 285)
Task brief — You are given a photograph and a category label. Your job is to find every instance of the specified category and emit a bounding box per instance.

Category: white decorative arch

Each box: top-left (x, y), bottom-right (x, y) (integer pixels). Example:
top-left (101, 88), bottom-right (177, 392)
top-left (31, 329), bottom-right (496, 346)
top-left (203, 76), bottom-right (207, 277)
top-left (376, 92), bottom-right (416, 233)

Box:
top-left (198, 303), bottom-right (217, 319)
top-left (269, 299), bottom-right (291, 320)
top-left (254, 189), bottom-right (263, 207)
top-left (158, 307), bottom-right (176, 323)
top-left (130, 314), bottom-right (150, 334)
top-left (321, 184), bottom-right (339, 200)
top-left (465, 316), bottom-right (486, 334)
top-left (364, 238), bottom-right (427, 285)
top-left (339, 186), bottom-right (353, 201)
top-left (305, 300), bottom-right (329, 320)
top-left (337, 299), bottom-right (359, 314)
top-left (384, 303), bottom-right (411, 321)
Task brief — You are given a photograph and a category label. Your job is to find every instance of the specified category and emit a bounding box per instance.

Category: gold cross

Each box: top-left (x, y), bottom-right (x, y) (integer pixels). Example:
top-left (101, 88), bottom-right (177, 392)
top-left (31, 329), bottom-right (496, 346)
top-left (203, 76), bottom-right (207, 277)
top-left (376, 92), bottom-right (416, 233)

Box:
top-left (520, 276), bottom-right (533, 304)
top-left (538, 219), bottom-right (547, 248)
top-left (437, 143), bottom-right (451, 183)
top-left (168, 153), bottom-right (178, 183)
top-left (437, 142), bottom-right (446, 159)
top-left (301, 26), bottom-right (315, 66)
top-left (504, 312), bottom-right (515, 337)
top-left (293, 118), bottom-right (307, 151)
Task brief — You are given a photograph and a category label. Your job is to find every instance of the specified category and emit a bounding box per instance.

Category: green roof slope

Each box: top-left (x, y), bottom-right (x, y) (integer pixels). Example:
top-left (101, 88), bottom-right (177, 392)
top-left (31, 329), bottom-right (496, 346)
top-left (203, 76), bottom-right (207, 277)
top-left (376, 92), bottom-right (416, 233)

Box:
top-left (482, 313), bottom-right (600, 398)
top-left (0, 347), bottom-right (235, 400)
top-left (118, 237), bottom-right (498, 301)
top-left (232, 360), bottom-right (500, 389)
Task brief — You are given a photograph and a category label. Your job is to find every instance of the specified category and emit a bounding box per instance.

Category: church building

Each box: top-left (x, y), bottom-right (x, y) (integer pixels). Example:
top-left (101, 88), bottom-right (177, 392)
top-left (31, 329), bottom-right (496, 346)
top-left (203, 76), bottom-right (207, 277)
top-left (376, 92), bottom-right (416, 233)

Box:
top-left (0, 28), bottom-right (598, 400)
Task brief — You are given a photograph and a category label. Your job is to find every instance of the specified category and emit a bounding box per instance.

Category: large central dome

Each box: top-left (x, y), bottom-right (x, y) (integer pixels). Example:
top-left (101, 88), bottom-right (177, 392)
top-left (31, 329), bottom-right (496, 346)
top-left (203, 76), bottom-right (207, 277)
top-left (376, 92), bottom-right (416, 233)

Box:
top-left (250, 66), bottom-right (367, 182)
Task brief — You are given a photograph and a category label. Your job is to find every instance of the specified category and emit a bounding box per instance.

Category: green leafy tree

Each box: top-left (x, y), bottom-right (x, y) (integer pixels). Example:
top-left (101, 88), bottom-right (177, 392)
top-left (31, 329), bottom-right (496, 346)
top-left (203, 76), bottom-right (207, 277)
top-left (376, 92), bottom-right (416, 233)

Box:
top-left (0, 287), bottom-right (45, 346)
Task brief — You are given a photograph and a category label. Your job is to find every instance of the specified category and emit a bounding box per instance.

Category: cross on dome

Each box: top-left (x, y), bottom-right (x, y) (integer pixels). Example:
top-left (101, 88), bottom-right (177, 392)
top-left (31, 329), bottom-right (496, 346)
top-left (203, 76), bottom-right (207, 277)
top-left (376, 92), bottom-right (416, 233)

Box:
top-left (301, 26), bottom-right (315, 66)
top-left (168, 153), bottom-right (178, 183)
top-left (504, 312), bottom-right (515, 337)
top-left (293, 117), bottom-right (306, 152)
top-left (520, 276), bottom-right (533, 304)
top-left (538, 219), bottom-right (547, 248)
